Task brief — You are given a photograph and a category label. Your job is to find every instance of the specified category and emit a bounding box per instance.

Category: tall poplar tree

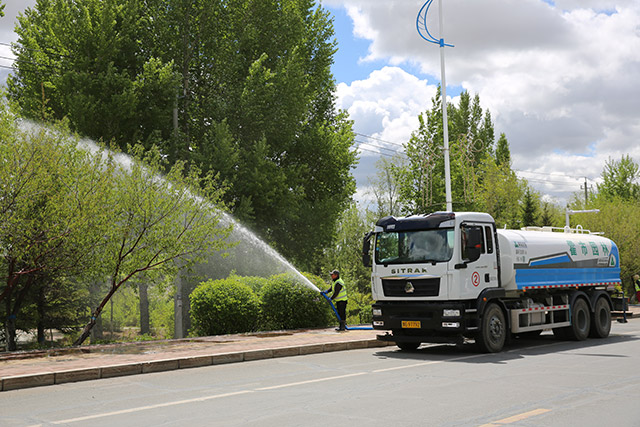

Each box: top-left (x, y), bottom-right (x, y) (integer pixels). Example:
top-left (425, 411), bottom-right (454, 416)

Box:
top-left (9, 0), bottom-right (356, 270)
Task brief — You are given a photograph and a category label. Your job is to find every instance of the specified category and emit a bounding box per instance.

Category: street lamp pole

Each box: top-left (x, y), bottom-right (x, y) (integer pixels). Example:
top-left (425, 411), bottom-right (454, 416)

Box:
top-left (417, 0), bottom-right (454, 212)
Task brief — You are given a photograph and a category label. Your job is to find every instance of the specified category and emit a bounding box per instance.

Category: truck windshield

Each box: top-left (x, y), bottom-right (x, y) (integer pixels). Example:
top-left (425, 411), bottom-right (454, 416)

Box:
top-left (375, 228), bottom-right (454, 264)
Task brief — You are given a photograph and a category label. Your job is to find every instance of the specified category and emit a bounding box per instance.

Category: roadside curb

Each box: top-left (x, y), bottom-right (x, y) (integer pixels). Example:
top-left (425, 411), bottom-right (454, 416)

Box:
top-left (1, 338), bottom-right (393, 392)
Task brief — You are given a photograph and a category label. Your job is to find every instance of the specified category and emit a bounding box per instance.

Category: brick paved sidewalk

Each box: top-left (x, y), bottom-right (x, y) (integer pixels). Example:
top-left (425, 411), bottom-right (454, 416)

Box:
top-left (0, 328), bottom-right (390, 392)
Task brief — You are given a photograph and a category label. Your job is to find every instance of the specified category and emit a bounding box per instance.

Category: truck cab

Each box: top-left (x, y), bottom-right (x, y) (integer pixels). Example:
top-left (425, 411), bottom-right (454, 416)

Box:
top-left (363, 212), bottom-right (499, 348)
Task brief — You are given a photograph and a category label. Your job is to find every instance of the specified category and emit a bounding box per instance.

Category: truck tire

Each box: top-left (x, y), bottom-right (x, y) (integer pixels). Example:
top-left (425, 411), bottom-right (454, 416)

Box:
top-left (589, 297), bottom-right (611, 338)
top-left (567, 298), bottom-right (591, 341)
top-left (477, 303), bottom-right (506, 353)
top-left (396, 341), bottom-right (420, 351)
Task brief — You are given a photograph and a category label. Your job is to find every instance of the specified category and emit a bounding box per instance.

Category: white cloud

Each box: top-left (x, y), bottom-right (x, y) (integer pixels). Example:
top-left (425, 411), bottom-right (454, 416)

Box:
top-left (330, 0), bottom-right (640, 205)
top-left (337, 66), bottom-right (438, 148)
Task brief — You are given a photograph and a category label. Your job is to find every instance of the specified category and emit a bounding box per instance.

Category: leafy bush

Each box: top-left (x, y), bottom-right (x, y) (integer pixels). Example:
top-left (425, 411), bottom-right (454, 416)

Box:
top-left (237, 275), bottom-right (270, 293)
top-left (149, 286), bottom-right (174, 339)
top-left (190, 277), bottom-right (260, 336)
top-left (346, 290), bottom-right (374, 325)
top-left (259, 273), bottom-right (333, 330)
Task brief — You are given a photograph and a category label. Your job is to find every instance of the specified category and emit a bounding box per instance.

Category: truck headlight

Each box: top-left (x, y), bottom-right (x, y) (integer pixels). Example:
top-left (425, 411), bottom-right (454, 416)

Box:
top-left (373, 321), bottom-right (384, 327)
top-left (443, 309), bottom-right (460, 317)
top-left (372, 308), bottom-right (382, 317)
top-left (442, 322), bottom-right (460, 328)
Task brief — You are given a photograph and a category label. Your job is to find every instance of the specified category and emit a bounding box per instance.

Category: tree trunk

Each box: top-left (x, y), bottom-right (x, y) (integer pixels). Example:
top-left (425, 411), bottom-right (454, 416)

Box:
top-left (90, 312), bottom-right (103, 342)
top-left (89, 281), bottom-right (104, 341)
top-left (74, 285), bottom-right (117, 346)
top-left (37, 285), bottom-right (45, 345)
top-left (7, 315), bottom-right (17, 351)
top-left (139, 282), bottom-right (150, 335)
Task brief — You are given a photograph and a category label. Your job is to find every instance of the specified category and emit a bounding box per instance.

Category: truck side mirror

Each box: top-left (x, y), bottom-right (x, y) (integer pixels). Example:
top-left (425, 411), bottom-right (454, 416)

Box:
top-left (362, 232), bottom-right (373, 267)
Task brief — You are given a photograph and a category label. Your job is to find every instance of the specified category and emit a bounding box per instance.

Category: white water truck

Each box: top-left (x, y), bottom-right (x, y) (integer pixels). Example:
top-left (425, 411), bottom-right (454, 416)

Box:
top-left (362, 212), bottom-right (622, 352)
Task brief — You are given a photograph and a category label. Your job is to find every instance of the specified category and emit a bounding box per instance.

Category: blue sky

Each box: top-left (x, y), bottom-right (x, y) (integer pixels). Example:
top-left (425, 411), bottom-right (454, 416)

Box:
top-left (328, 5), bottom-right (379, 85)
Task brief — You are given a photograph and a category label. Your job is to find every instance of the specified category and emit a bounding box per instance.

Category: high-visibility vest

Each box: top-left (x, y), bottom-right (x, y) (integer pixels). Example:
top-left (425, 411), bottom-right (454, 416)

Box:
top-left (635, 279), bottom-right (640, 292)
top-left (332, 278), bottom-right (348, 302)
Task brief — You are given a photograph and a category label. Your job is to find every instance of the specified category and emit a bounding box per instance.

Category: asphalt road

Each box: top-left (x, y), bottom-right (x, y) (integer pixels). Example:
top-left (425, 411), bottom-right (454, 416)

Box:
top-left (3, 320), bottom-right (640, 427)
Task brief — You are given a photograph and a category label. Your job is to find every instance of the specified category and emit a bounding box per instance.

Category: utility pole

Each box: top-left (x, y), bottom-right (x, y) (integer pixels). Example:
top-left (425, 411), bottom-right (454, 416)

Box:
top-left (580, 177), bottom-right (593, 205)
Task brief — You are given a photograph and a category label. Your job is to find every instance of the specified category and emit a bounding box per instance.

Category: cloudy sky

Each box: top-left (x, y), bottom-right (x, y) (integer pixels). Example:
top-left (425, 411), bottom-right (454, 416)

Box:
top-left (3, 0), bottom-right (640, 208)
top-left (324, 0), bottom-right (640, 208)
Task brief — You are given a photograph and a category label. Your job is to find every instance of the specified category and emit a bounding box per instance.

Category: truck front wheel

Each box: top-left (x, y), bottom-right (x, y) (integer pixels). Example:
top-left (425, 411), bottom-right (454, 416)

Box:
top-left (567, 298), bottom-right (591, 341)
top-left (477, 303), bottom-right (506, 353)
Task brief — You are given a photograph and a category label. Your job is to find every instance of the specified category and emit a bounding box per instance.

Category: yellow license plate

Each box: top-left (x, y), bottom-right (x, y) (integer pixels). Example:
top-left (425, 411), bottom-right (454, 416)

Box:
top-left (402, 320), bottom-right (421, 328)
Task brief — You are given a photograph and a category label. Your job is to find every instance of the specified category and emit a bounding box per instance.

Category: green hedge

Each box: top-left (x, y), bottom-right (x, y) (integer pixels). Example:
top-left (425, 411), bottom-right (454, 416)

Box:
top-left (190, 277), bottom-right (260, 336)
top-left (189, 272), bottom-right (333, 336)
top-left (259, 273), bottom-right (333, 330)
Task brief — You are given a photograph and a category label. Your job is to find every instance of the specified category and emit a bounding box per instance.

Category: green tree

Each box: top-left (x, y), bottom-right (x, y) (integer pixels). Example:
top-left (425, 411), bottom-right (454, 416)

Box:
top-left (402, 88), bottom-right (496, 212)
top-left (368, 154), bottom-right (408, 217)
top-left (320, 202), bottom-right (377, 294)
top-left (0, 110), bottom-right (114, 350)
top-left (521, 187), bottom-right (540, 226)
top-left (8, 0), bottom-right (178, 148)
top-left (74, 145), bottom-right (233, 345)
top-left (539, 202), bottom-right (563, 227)
top-left (475, 158), bottom-right (525, 228)
top-left (597, 155), bottom-right (640, 201)
top-left (9, 0), bottom-right (357, 270)
top-left (495, 133), bottom-right (511, 168)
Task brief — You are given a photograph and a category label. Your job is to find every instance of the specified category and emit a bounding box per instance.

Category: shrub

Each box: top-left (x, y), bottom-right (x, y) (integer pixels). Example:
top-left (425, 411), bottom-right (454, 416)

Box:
top-left (259, 273), bottom-right (332, 330)
top-left (190, 277), bottom-right (260, 336)
top-left (238, 275), bottom-right (270, 293)
top-left (346, 290), bottom-right (374, 325)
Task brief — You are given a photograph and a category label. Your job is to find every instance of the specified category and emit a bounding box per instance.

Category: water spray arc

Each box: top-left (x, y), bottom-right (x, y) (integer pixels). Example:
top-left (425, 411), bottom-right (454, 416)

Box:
top-left (417, 0), bottom-right (454, 212)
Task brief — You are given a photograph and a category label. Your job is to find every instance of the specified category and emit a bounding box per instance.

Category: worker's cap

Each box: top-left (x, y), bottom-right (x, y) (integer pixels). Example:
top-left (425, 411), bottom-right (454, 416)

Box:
top-left (330, 269), bottom-right (339, 276)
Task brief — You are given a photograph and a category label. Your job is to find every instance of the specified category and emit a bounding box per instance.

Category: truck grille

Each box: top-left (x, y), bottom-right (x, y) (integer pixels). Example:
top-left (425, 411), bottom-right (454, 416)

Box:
top-left (382, 278), bottom-right (440, 297)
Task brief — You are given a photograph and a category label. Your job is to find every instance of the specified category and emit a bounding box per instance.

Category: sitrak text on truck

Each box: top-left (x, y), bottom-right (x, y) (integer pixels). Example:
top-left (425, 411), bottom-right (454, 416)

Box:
top-left (362, 212), bottom-right (622, 353)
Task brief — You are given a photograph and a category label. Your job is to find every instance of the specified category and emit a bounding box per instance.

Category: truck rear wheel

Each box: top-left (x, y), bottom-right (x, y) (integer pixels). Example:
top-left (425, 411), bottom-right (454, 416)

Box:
top-left (396, 341), bottom-right (420, 351)
top-left (477, 303), bottom-right (506, 353)
top-left (589, 297), bottom-right (611, 338)
top-left (567, 298), bottom-right (591, 341)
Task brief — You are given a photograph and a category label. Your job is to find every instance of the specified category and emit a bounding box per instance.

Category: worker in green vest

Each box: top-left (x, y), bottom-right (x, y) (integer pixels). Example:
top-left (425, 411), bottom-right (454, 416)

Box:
top-left (634, 274), bottom-right (640, 303)
top-left (324, 269), bottom-right (348, 331)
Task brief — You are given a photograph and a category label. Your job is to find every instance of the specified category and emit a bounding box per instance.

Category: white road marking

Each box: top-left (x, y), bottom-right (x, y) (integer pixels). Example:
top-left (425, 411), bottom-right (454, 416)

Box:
top-left (30, 390), bottom-right (254, 425)
top-left (256, 372), bottom-right (367, 390)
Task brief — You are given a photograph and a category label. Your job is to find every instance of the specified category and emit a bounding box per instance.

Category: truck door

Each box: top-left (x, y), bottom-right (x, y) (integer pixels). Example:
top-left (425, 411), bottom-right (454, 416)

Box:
top-left (458, 223), bottom-right (497, 299)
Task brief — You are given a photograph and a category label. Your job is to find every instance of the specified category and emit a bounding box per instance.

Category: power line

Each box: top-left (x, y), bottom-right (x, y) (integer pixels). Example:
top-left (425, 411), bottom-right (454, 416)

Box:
top-left (514, 168), bottom-right (594, 181)
top-left (354, 145), bottom-right (399, 158)
top-left (355, 132), bottom-right (406, 148)
top-left (354, 139), bottom-right (404, 156)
